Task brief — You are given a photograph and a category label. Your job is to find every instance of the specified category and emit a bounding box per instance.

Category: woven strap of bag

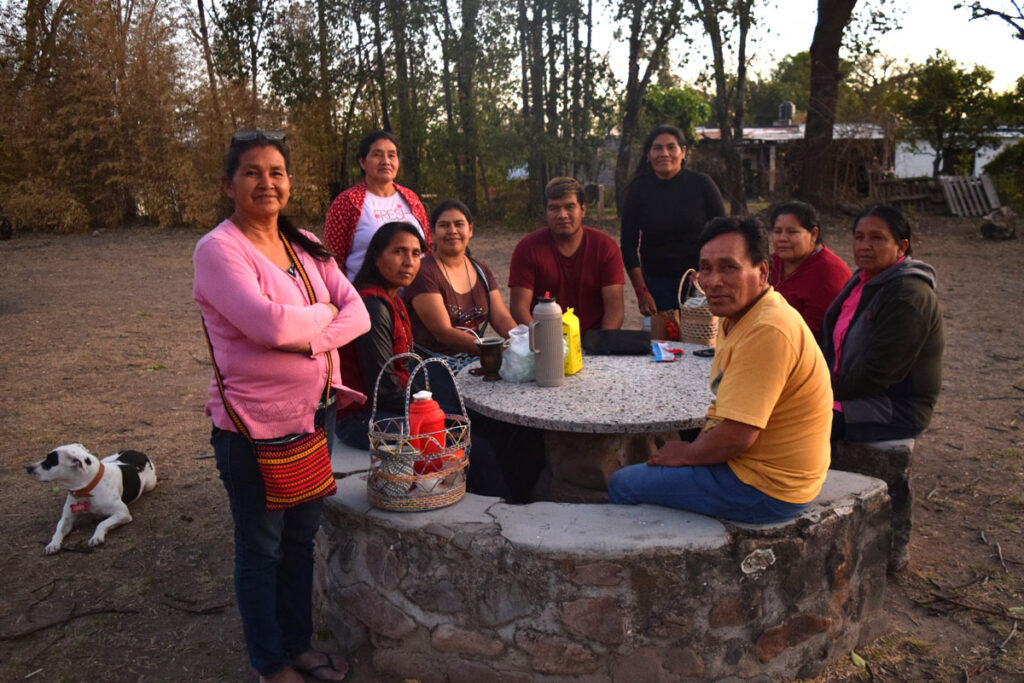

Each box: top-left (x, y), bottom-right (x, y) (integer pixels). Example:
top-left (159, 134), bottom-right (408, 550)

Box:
top-left (200, 233), bottom-right (333, 442)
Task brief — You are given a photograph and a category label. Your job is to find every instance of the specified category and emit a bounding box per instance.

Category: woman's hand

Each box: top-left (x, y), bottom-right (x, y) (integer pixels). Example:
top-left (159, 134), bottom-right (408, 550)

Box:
top-left (278, 342), bottom-right (313, 354)
top-left (324, 302), bottom-right (339, 318)
top-left (628, 267), bottom-right (658, 316)
top-left (637, 289), bottom-right (658, 317)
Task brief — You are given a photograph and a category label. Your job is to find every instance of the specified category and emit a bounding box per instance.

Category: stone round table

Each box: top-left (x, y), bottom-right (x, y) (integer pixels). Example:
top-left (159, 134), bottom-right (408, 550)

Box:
top-left (457, 344), bottom-right (715, 502)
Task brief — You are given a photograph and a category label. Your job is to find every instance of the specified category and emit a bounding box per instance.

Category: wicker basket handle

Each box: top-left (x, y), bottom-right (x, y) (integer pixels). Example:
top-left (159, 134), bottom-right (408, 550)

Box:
top-left (406, 356), bottom-right (470, 420)
top-left (369, 352), bottom-right (423, 431)
top-left (677, 268), bottom-right (706, 309)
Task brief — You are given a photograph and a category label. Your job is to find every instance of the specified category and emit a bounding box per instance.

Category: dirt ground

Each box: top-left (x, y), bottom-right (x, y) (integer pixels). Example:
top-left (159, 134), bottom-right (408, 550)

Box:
top-left (1, 213), bottom-right (1022, 682)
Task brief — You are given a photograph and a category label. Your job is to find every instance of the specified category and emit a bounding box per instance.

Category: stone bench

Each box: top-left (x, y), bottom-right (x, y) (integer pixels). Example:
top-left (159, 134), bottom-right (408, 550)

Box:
top-left (831, 439), bottom-right (915, 574)
top-left (315, 443), bottom-right (891, 681)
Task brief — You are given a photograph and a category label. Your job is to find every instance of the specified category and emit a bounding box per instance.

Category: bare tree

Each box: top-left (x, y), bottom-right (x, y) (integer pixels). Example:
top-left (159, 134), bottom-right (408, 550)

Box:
top-left (613, 0), bottom-right (683, 214)
top-left (689, 0), bottom-right (756, 215)
top-left (955, 1), bottom-right (1024, 39)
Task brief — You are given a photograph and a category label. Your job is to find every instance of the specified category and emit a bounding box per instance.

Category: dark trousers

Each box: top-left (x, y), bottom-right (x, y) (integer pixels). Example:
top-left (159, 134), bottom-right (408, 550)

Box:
top-left (211, 404), bottom-right (336, 675)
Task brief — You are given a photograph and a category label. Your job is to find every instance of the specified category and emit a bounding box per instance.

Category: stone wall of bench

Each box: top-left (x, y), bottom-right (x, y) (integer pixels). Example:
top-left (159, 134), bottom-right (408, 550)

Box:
top-left (313, 466), bottom-right (891, 681)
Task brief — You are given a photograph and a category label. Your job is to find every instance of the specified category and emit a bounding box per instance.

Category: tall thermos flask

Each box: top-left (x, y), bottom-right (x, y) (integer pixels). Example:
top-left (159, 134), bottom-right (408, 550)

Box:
top-left (530, 292), bottom-right (565, 387)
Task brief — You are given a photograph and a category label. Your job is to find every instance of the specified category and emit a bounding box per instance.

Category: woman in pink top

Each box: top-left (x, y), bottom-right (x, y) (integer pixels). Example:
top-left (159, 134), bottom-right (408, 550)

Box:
top-left (193, 131), bottom-right (368, 683)
top-left (769, 201), bottom-right (851, 340)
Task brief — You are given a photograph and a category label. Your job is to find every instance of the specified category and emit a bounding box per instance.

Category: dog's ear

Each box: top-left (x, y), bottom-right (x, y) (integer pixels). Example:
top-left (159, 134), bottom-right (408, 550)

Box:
top-left (68, 454), bottom-right (84, 468)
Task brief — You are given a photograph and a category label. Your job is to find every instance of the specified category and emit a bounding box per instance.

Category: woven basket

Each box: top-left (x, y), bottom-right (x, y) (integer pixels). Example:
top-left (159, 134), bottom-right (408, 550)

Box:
top-left (367, 353), bottom-right (469, 512)
top-left (677, 269), bottom-right (719, 347)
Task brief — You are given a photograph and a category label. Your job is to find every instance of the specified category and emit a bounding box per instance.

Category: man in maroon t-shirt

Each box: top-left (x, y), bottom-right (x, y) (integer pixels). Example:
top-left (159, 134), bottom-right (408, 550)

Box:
top-left (509, 177), bottom-right (625, 332)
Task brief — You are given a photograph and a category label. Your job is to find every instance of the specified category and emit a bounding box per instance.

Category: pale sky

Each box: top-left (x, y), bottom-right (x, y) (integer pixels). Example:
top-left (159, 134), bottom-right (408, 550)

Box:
top-left (601, 1), bottom-right (1022, 93)
top-left (754, 0), bottom-right (1022, 92)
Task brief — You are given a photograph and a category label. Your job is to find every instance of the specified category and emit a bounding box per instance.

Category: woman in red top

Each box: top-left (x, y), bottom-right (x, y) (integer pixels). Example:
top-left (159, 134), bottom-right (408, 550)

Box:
top-left (323, 130), bottom-right (430, 280)
top-left (337, 222), bottom-right (425, 427)
top-left (769, 201), bottom-right (851, 340)
top-left (336, 222), bottom-right (512, 499)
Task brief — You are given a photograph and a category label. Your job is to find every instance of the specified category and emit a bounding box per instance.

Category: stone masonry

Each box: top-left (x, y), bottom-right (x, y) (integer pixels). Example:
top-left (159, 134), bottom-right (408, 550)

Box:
top-left (314, 458), bottom-right (891, 682)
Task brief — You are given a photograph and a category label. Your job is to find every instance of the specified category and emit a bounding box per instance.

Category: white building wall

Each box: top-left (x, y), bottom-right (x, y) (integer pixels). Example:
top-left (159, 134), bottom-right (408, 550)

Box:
top-left (894, 143), bottom-right (936, 178)
top-left (895, 133), bottom-right (1022, 178)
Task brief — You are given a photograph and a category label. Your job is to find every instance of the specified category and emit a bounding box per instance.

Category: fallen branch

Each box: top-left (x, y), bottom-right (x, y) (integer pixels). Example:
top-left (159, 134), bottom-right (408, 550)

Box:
top-left (999, 621), bottom-right (1018, 651)
top-left (160, 600), bottom-right (232, 615)
top-left (921, 592), bottom-right (1014, 619)
top-left (996, 543), bottom-right (1009, 573)
top-left (0, 607), bottom-right (139, 641)
top-left (945, 442), bottom-right (964, 450)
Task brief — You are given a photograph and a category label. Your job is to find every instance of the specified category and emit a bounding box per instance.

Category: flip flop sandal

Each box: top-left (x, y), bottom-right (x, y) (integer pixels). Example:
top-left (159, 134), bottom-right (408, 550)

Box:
top-left (294, 652), bottom-right (348, 682)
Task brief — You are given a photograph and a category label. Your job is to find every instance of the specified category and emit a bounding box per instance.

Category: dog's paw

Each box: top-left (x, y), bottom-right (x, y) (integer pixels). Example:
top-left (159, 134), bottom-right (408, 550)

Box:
top-left (87, 535), bottom-right (105, 548)
top-left (44, 542), bottom-right (61, 555)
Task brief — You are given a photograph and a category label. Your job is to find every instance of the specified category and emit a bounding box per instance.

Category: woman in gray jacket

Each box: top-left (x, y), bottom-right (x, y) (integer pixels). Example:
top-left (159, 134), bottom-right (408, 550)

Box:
top-left (822, 205), bottom-right (944, 443)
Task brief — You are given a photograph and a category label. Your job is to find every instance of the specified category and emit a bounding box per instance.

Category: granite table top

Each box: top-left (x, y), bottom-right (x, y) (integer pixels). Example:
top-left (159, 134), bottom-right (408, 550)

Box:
top-left (456, 343), bottom-right (715, 434)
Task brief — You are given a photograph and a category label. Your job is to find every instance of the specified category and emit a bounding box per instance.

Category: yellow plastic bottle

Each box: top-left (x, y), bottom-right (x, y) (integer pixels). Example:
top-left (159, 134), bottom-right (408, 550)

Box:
top-left (562, 307), bottom-right (583, 375)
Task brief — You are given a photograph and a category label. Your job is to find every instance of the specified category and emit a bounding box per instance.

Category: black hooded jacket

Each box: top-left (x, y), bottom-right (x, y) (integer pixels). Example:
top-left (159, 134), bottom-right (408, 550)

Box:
top-left (821, 258), bottom-right (944, 442)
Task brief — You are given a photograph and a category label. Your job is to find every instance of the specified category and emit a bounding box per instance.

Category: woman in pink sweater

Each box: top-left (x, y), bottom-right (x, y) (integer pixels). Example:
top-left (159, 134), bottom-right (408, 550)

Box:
top-left (193, 131), bottom-right (368, 683)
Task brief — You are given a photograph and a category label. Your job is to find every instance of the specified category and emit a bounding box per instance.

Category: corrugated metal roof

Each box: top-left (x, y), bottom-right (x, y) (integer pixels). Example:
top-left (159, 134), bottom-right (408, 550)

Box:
top-left (695, 123), bottom-right (886, 142)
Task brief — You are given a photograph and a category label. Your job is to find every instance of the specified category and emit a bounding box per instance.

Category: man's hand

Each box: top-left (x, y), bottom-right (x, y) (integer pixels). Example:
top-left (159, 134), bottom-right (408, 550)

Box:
top-left (647, 419), bottom-right (761, 468)
top-left (647, 440), bottom-right (695, 467)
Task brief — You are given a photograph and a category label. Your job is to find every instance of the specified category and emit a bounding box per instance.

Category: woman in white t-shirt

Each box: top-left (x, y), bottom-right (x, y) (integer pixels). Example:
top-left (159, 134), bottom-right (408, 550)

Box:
top-left (324, 130), bottom-right (431, 280)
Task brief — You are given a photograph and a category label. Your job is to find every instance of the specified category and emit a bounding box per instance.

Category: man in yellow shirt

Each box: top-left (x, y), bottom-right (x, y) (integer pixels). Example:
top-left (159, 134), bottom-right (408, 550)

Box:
top-left (608, 217), bottom-right (833, 523)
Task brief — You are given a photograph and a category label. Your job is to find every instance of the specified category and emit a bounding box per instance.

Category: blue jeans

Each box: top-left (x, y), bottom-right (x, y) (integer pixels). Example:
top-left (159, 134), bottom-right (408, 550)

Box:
top-left (644, 270), bottom-right (684, 312)
top-left (607, 462), bottom-right (808, 524)
top-left (212, 403), bottom-right (336, 675)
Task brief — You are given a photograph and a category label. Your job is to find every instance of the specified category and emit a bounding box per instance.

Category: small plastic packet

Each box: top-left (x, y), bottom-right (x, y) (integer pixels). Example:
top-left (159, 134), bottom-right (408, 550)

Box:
top-left (651, 342), bottom-right (682, 362)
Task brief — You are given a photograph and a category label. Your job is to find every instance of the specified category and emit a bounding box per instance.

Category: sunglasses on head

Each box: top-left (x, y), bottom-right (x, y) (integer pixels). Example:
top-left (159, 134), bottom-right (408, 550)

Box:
top-left (231, 129), bottom-right (287, 143)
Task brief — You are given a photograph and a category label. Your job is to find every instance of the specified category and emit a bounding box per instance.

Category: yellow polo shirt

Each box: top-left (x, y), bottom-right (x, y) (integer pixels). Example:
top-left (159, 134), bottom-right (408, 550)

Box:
top-left (704, 288), bottom-right (832, 503)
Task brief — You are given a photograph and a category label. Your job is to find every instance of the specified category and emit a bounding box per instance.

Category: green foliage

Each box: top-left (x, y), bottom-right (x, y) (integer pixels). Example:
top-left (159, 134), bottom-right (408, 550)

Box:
top-left (745, 52), bottom-right (812, 125)
top-left (640, 84), bottom-right (710, 142)
top-left (985, 140), bottom-right (1024, 211)
top-left (898, 51), bottom-right (999, 177)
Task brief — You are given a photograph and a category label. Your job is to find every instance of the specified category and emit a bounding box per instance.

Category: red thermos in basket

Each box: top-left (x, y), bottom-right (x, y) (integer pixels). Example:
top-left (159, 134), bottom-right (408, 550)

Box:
top-left (408, 390), bottom-right (446, 474)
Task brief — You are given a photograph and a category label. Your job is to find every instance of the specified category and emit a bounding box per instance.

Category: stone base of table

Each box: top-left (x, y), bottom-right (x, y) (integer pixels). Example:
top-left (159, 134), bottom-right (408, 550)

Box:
top-left (831, 439), bottom-right (915, 574)
top-left (314, 464), bottom-right (891, 682)
top-left (536, 430), bottom-right (679, 502)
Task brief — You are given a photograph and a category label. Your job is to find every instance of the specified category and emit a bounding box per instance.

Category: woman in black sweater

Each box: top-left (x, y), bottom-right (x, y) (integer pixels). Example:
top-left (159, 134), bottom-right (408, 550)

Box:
top-left (620, 125), bottom-right (726, 315)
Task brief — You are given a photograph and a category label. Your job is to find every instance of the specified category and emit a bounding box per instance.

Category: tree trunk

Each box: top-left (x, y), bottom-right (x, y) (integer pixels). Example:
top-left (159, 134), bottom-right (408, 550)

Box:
top-left (385, 0), bottom-right (420, 190)
top-left (315, 0), bottom-right (338, 202)
top-left (246, 0), bottom-right (259, 120)
top-left (519, 0), bottom-right (547, 212)
top-left (371, 0), bottom-right (392, 131)
top-left (691, 0), bottom-right (749, 215)
top-left (456, 0), bottom-right (481, 213)
top-left (436, 5), bottom-right (462, 193)
top-left (196, 0), bottom-right (223, 133)
top-left (799, 0), bottom-right (858, 208)
top-left (615, 0), bottom-right (681, 214)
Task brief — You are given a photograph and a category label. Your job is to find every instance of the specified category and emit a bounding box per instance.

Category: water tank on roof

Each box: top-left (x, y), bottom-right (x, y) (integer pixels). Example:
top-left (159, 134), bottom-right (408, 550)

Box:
top-left (777, 101), bottom-right (795, 126)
